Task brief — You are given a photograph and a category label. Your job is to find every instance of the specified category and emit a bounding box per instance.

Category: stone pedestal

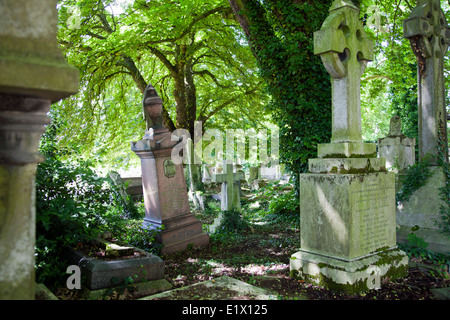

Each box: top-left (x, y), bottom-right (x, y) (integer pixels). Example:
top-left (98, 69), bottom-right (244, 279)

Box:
top-left (132, 85), bottom-right (208, 254)
top-left (290, 156), bottom-right (408, 293)
top-left (0, 0), bottom-right (79, 299)
top-left (132, 137), bottom-right (209, 255)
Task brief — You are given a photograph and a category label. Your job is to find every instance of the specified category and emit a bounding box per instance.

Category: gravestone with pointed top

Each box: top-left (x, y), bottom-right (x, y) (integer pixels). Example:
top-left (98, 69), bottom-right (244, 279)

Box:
top-left (290, 0), bottom-right (408, 294)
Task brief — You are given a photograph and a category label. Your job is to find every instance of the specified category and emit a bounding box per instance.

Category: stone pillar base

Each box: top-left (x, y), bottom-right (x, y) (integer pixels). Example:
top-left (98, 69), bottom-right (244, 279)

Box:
top-left (290, 248), bottom-right (408, 294)
top-left (144, 213), bottom-right (209, 255)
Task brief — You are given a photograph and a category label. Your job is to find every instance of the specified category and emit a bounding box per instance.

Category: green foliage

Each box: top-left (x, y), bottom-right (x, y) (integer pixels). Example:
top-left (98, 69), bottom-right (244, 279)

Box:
top-left (398, 227), bottom-right (449, 278)
top-left (35, 119), bottom-right (158, 288)
top-left (216, 210), bottom-right (250, 234)
top-left (233, 0), bottom-right (333, 180)
top-left (35, 156), bottom-right (124, 286)
top-left (56, 0), bottom-right (270, 169)
top-left (396, 155), bottom-right (433, 203)
top-left (249, 181), bottom-right (299, 226)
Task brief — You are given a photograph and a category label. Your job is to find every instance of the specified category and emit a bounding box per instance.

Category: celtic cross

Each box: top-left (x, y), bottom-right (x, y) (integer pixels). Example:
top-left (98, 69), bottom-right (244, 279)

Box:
top-left (404, 0), bottom-right (450, 164)
top-left (314, 0), bottom-right (373, 145)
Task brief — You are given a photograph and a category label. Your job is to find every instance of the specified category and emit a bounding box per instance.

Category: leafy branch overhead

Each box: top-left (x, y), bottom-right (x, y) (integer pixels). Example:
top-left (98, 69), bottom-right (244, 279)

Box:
top-left (56, 0), bottom-right (269, 166)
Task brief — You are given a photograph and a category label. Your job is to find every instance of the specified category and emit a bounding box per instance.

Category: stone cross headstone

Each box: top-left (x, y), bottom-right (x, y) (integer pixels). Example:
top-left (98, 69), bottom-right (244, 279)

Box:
top-left (131, 84), bottom-right (209, 254)
top-left (290, 0), bottom-right (408, 294)
top-left (314, 0), bottom-right (373, 154)
top-left (404, 0), bottom-right (450, 164)
top-left (395, 0), bottom-right (450, 253)
top-left (378, 116), bottom-right (416, 173)
top-left (211, 162), bottom-right (244, 212)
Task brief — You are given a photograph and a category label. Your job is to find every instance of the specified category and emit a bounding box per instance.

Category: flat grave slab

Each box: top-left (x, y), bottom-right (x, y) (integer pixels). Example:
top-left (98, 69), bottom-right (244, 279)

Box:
top-left (140, 276), bottom-right (278, 300)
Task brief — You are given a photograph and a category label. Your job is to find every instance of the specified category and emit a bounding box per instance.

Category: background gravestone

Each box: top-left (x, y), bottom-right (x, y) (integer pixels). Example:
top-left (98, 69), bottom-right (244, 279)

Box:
top-left (131, 84), bottom-right (209, 255)
top-left (397, 0), bottom-right (450, 254)
top-left (378, 115), bottom-right (415, 173)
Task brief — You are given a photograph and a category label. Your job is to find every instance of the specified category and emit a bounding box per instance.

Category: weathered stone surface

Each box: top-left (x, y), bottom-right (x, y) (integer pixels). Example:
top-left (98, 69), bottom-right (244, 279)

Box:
top-left (0, 0), bottom-right (79, 102)
top-left (404, 0), bottom-right (450, 164)
top-left (65, 247), bottom-right (166, 291)
top-left (397, 166), bottom-right (446, 230)
top-left (290, 249), bottom-right (408, 294)
top-left (132, 85), bottom-right (209, 254)
top-left (300, 172), bottom-right (397, 261)
top-left (378, 116), bottom-right (415, 172)
top-left (290, 0), bottom-right (408, 294)
top-left (141, 276), bottom-right (278, 300)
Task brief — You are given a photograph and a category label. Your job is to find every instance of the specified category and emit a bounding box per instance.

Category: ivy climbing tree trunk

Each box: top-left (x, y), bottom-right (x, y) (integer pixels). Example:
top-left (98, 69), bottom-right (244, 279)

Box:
top-left (228, 0), bottom-right (334, 179)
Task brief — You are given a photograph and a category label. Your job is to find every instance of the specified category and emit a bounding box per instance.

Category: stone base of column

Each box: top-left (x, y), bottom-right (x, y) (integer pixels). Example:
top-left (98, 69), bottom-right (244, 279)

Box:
top-left (290, 248), bottom-right (409, 294)
top-left (143, 213), bottom-right (210, 255)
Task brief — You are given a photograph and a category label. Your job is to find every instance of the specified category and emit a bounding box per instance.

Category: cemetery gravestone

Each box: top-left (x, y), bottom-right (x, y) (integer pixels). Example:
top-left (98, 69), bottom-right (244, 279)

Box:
top-left (290, 0), bottom-right (408, 293)
top-left (131, 84), bottom-right (209, 254)
top-left (0, 0), bottom-right (79, 299)
top-left (378, 116), bottom-right (415, 173)
top-left (208, 162), bottom-right (244, 233)
top-left (404, 0), bottom-right (450, 165)
top-left (211, 162), bottom-right (244, 212)
top-left (396, 0), bottom-right (450, 253)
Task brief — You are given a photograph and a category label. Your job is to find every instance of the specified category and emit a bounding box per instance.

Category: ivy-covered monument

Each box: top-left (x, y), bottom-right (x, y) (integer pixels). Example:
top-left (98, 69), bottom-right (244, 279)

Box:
top-left (289, 0), bottom-right (409, 294)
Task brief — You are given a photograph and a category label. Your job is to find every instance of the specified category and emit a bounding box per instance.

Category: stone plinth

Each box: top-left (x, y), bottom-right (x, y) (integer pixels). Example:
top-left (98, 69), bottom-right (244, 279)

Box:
top-left (291, 160), bottom-right (408, 293)
top-left (132, 134), bottom-right (209, 255)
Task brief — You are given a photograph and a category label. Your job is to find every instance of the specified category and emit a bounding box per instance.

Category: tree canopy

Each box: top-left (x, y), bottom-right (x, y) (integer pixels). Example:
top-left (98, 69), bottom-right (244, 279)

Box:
top-left (53, 0), bottom-right (450, 173)
top-left (55, 0), bottom-right (270, 168)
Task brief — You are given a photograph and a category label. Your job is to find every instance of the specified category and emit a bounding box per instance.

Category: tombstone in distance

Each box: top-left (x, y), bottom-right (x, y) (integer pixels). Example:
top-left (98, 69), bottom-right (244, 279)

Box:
top-left (131, 84), bottom-right (209, 254)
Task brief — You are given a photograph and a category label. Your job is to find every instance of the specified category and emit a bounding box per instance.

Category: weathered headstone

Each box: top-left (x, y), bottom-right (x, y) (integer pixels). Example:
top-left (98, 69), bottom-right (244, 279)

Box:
top-left (211, 162), bottom-right (244, 212)
top-left (0, 0), bottom-right (79, 299)
top-left (290, 0), bottom-right (408, 293)
top-left (378, 115), bottom-right (416, 173)
top-left (404, 0), bottom-right (450, 164)
top-left (131, 84), bottom-right (209, 254)
top-left (396, 0), bottom-right (450, 253)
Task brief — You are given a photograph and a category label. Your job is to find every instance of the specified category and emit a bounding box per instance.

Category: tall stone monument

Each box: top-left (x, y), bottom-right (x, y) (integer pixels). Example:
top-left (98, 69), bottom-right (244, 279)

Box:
top-left (0, 0), bottom-right (79, 299)
top-left (404, 0), bottom-right (450, 165)
top-left (290, 0), bottom-right (408, 293)
top-left (131, 84), bottom-right (209, 255)
top-left (397, 0), bottom-right (450, 253)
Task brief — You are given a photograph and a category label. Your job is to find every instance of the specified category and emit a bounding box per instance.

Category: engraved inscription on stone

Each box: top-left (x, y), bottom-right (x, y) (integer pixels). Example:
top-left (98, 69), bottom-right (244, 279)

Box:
top-left (160, 184), bottom-right (185, 214)
top-left (351, 179), bottom-right (390, 253)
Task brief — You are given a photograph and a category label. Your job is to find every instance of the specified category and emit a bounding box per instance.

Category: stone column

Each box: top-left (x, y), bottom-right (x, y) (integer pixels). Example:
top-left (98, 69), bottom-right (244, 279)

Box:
top-left (404, 0), bottom-right (450, 164)
top-left (0, 0), bottom-right (79, 299)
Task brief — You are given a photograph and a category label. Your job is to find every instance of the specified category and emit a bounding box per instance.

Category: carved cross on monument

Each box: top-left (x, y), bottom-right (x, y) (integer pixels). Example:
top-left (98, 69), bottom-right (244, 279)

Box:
top-left (314, 0), bottom-right (373, 145)
top-left (314, 0), bottom-right (375, 158)
top-left (404, 0), bottom-right (450, 164)
top-left (211, 162), bottom-right (244, 211)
